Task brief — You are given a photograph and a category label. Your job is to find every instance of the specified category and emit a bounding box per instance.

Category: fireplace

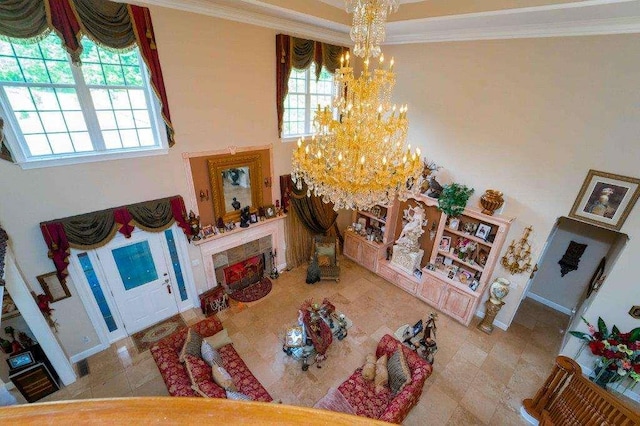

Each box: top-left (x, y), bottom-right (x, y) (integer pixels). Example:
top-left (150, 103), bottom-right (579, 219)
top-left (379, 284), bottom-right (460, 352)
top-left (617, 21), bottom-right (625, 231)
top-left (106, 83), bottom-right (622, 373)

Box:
top-left (212, 236), bottom-right (273, 293)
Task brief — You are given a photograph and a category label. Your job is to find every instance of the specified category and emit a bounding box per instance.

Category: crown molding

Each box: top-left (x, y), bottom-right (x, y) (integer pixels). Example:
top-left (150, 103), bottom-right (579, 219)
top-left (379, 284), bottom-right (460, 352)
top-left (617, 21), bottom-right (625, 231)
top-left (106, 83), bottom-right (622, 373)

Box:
top-left (130, 0), bottom-right (351, 45)
top-left (386, 16), bottom-right (640, 44)
top-left (132, 0), bottom-right (640, 45)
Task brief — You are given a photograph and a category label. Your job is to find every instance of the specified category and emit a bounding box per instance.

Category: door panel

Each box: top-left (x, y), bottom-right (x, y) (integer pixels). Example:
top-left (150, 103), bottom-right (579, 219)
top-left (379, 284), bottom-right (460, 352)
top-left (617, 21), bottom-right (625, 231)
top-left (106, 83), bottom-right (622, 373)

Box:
top-left (98, 233), bottom-right (178, 334)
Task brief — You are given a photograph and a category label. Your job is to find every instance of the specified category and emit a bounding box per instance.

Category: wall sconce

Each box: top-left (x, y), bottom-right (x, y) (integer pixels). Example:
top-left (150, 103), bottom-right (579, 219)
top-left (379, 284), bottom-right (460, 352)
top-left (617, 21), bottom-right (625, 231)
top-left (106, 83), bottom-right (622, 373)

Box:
top-left (199, 189), bottom-right (209, 202)
top-left (264, 177), bottom-right (272, 188)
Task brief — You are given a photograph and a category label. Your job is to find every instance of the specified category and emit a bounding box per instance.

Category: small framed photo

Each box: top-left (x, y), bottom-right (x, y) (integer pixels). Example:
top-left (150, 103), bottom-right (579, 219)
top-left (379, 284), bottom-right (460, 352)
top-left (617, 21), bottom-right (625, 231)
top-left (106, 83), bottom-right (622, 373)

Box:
top-left (448, 217), bottom-right (460, 231)
top-left (250, 213), bottom-right (258, 223)
top-left (413, 269), bottom-right (423, 279)
top-left (469, 280), bottom-right (480, 291)
top-left (439, 236), bottom-right (451, 252)
top-left (443, 257), bottom-right (453, 266)
top-left (37, 272), bottom-right (71, 303)
top-left (569, 169), bottom-right (640, 231)
top-left (458, 270), bottom-right (473, 284)
top-left (202, 225), bottom-right (214, 237)
top-left (426, 263), bottom-right (436, 271)
top-left (475, 223), bottom-right (492, 241)
top-left (476, 249), bottom-right (489, 267)
top-left (435, 255), bottom-right (444, 265)
top-left (264, 204), bottom-right (276, 219)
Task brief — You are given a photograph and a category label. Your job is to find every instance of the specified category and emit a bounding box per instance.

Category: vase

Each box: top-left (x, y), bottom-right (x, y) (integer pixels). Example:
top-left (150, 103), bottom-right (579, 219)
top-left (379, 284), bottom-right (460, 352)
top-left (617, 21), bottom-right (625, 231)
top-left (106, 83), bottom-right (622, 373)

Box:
top-left (489, 278), bottom-right (510, 304)
top-left (590, 366), bottom-right (622, 389)
top-left (480, 190), bottom-right (504, 216)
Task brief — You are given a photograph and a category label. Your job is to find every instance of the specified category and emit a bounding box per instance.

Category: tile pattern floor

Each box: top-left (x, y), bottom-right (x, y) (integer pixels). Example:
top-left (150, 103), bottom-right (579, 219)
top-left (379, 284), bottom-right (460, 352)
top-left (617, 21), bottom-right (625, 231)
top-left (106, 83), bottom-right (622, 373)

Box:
top-left (10, 258), bottom-right (581, 424)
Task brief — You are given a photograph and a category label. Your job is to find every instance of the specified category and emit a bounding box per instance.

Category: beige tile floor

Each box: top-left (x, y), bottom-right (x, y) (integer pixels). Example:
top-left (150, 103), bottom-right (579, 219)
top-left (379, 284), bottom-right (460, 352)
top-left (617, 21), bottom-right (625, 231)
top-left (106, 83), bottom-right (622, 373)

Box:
top-left (11, 258), bottom-right (575, 424)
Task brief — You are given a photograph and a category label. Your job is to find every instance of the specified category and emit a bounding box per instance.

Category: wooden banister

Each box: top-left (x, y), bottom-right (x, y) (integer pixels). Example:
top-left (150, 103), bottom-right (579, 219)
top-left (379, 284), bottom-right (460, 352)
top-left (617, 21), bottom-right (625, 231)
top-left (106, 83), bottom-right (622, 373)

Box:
top-left (0, 397), bottom-right (391, 424)
top-left (523, 356), bottom-right (640, 426)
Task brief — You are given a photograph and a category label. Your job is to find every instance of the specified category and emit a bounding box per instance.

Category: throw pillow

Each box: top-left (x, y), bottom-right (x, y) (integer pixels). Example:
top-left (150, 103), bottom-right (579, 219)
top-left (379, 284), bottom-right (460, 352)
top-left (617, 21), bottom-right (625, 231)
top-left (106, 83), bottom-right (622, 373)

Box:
top-left (387, 348), bottom-right (411, 395)
top-left (316, 243), bottom-right (335, 258)
top-left (374, 354), bottom-right (388, 393)
top-left (362, 354), bottom-right (376, 381)
top-left (204, 329), bottom-right (233, 350)
top-left (317, 255), bottom-right (331, 267)
top-left (212, 364), bottom-right (237, 392)
top-left (184, 353), bottom-right (223, 398)
top-left (313, 387), bottom-right (356, 415)
top-left (226, 390), bottom-right (253, 401)
top-left (201, 340), bottom-right (224, 367)
top-left (179, 328), bottom-right (203, 363)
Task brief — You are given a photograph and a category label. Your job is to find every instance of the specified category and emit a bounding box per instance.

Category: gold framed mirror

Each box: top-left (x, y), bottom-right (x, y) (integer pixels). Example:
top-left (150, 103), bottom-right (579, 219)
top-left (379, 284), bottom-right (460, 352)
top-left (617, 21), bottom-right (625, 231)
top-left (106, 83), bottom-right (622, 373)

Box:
top-left (208, 153), bottom-right (263, 222)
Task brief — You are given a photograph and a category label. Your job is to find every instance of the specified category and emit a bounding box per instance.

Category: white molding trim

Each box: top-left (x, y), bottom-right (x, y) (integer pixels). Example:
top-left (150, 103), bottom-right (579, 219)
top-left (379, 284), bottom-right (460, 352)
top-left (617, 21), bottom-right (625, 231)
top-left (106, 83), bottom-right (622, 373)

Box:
top-left (131, 0), bottom-right (351, 45)
top-left (474, 310), bottom-right (509, 331)
top-left (526, 293), bottom-right (573, 315)
top-left (131, 0), bottom-right (640, 45)
top-left (69, 343), bottom-right (108, 364)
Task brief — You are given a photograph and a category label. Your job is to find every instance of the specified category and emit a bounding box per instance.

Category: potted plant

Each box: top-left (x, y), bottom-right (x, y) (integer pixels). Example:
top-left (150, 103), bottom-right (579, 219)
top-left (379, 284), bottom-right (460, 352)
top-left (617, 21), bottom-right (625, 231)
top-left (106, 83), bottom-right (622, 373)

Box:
top-left (570, 317), bottom-right (640, 389)
top-left (437, 183), bottom-right (474, 217)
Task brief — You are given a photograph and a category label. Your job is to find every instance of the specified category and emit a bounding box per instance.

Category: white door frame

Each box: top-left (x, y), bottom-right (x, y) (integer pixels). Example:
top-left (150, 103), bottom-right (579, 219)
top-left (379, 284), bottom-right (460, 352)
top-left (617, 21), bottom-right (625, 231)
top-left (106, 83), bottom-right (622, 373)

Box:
top-left (68, 224), bottom-right (198, 348)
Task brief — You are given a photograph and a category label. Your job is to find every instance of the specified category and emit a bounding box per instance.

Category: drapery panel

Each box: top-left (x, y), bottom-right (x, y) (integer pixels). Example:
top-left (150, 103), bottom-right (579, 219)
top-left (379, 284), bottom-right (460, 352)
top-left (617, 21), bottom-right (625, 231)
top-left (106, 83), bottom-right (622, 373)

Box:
top-left (0, 0), bottom-right (175, 146)
top-left (276, 34), bottom-right (348, 137)
top-left (40, 195), bottom-right (192, 283)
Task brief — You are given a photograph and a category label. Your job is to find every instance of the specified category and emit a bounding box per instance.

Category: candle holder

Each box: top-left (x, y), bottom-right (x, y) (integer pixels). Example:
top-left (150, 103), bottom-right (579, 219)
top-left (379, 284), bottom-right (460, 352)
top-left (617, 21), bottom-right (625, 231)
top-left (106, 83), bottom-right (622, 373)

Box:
top-left (269, 249), bottom-right (279, 279)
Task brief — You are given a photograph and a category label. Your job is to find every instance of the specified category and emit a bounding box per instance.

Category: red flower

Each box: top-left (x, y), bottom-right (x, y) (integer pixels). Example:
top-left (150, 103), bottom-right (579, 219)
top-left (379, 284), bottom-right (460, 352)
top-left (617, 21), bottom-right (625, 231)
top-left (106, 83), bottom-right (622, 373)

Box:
top-left (634, 364), bottom-right (640, 374)
top-left (588, 341), bottom-right (605, 355)
top-left (36, 294), bottom-right (54, 316)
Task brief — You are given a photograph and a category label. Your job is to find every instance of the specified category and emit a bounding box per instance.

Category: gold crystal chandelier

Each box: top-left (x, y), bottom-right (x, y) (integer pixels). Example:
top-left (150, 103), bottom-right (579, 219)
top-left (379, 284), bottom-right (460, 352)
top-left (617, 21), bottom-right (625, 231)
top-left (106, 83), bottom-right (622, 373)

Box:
top-left (291, 0), bottom-right (421, 211)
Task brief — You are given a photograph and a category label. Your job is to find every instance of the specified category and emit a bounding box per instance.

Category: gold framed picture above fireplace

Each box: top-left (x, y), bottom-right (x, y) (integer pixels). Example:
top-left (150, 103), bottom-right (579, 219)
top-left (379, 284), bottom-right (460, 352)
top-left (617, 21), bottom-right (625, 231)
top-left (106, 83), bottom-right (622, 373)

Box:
top-left (208, 153), bottom-right (264, 223)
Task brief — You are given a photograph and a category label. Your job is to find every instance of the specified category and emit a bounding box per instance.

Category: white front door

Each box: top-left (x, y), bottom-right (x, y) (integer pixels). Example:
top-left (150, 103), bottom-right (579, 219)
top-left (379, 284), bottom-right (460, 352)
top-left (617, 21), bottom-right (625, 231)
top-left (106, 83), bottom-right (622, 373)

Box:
top-left (97, 232), bottom-right (178, 334)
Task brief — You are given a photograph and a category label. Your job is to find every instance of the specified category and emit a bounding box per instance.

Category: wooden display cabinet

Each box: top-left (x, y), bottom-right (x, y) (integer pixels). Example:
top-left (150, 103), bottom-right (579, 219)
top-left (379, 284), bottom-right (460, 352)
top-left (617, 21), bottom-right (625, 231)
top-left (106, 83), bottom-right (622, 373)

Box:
top-left (343, 204), bottom-right (397, 272)
top-left (347, 194), bottom-right (513, 326)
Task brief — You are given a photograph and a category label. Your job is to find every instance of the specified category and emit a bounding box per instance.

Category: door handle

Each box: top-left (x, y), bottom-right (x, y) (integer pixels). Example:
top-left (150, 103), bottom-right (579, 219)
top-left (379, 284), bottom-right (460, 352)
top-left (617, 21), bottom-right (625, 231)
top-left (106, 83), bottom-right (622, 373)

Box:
top-left (167, 284), bottom-right (172, 294)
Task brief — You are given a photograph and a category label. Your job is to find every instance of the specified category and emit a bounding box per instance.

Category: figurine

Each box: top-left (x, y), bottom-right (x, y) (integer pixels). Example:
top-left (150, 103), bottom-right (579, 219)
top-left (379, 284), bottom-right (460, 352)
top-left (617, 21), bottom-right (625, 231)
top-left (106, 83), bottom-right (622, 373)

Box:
top-left (216, 217), bottom-right (225, 233)
top-left (427, 176), bottom-right (444, 199)
top-left (231, 197), bottom-right (241, 210)
top-left (240, 206), bottom-right (251, 228)
top-left (187, 210), bottom-right (201, 241)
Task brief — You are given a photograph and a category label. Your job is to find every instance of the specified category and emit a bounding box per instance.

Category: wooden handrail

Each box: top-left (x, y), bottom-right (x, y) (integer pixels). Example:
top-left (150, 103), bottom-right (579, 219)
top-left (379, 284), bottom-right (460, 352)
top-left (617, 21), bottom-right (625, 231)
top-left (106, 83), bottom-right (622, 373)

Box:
top-left (523, 356), bottom-right (640, 425)
top-left (0, 397), bottom-right (391, 424)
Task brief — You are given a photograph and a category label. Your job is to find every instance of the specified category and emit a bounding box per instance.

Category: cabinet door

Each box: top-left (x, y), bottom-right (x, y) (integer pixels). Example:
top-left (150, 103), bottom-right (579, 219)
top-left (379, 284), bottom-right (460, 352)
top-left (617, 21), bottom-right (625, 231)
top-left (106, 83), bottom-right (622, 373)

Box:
top-left (361, 243), bottom-right (379, 272)
top-left (377, 262), bottom-right (397, 283)
top-left (343, 234), bottom-right (360, 261)
top-left (441, 287), bottom-right (474, 324)
top-left (418, 275), bottom-right (446, 307)
top-left (396, 275), bottom-right (418, 294)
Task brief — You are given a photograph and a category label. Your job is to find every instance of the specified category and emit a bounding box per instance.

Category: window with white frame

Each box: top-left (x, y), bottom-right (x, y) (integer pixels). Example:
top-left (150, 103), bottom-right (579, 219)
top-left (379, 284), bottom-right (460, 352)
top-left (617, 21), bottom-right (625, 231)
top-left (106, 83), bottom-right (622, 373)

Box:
top-left (0, 33), bottom-right (166, 168)
top-left (282, 63), bottom-right (334, 138)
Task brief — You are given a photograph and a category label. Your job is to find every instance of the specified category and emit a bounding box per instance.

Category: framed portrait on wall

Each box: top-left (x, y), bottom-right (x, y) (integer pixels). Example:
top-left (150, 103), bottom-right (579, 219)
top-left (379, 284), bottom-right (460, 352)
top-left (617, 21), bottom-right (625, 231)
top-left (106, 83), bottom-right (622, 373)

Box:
top-left (37, 272), bottom-right (71, 303)
top-left (569, 170), bottom-right (640, 231)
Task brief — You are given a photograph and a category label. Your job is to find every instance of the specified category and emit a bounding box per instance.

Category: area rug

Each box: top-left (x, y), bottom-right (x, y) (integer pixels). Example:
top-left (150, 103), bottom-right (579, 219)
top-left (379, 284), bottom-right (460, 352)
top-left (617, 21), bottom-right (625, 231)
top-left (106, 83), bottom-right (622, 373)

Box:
top-left (228, 277), bottom-right (272, 303)
top-left (132, 314), bottom-right (186, 353)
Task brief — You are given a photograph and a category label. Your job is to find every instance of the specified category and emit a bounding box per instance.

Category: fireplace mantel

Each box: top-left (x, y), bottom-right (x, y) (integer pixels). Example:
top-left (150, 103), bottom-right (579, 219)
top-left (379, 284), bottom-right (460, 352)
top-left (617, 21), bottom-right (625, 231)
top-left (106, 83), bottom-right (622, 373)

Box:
top-left (194, 215), bottom-right (286, 289)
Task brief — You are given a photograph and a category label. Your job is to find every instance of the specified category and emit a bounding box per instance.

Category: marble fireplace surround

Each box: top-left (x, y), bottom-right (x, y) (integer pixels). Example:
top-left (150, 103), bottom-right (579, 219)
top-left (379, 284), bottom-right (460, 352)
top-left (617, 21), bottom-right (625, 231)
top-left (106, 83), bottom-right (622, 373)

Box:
top-left (193, 216), bottom-right (286, 290)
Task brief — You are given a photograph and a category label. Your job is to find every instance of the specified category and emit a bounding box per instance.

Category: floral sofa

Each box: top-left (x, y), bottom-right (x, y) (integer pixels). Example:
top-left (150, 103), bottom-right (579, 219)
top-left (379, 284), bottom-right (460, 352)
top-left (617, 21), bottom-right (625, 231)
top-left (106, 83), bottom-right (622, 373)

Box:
top-left (150, 316), bottom-right (272, 402)
top-left (336, 334), bottom-right (432, 424)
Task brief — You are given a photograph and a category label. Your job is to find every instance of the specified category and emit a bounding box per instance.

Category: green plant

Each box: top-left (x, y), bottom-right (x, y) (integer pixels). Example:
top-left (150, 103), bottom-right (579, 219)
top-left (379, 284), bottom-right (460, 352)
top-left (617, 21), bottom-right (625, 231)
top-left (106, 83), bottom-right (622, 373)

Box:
top-left (437, 183), bottom-right (474, 217)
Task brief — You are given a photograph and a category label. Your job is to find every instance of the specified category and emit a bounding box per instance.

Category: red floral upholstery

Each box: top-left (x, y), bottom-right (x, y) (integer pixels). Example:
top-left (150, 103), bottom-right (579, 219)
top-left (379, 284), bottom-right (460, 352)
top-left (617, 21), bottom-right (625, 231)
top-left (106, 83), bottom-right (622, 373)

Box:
top-left (151, 316), bottom-right (271, 402)
top-left (184, 353), bottom-right (226, 398)
top-left (336, 334), bottom-right (432, 424)
top-left (218, 344), bottom-right (273, 402)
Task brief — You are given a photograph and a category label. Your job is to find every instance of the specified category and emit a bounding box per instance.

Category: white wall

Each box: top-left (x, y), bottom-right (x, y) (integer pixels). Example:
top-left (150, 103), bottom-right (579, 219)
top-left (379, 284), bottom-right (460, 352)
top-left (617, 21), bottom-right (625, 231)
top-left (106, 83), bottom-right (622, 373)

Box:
top-left (0, 9), bottom-right (293, 359)
top-left (384, 34), bottom-right (640, 328)
top-left (529, 218), bottom-right (620, 313)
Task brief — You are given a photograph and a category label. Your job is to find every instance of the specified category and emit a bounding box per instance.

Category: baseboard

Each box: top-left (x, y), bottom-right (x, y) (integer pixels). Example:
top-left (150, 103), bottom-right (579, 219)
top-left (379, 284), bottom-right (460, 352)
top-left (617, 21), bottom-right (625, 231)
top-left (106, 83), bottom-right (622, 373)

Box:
top-left (526, 293), bottom-right (573, 315)
top-left (69, 343), bottom-right (108, 364)
top-left (474, 310), bottom-right (509, 331)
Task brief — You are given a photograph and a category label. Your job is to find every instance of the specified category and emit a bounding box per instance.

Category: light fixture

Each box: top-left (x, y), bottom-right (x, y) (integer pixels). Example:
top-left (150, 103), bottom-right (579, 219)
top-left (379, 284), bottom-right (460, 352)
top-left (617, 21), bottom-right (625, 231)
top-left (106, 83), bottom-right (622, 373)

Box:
top-left (291, 0), bottom-right (421, 211)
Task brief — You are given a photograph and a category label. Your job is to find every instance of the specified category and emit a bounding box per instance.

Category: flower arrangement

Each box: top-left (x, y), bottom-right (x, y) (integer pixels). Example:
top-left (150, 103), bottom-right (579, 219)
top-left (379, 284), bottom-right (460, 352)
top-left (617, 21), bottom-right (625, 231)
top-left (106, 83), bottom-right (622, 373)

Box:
top-left (570, 317), bottom-right (640, 389)
top-left (455, 238), bottom-right (477, 261)
top-left (36, 294), bottom-right (59, 332)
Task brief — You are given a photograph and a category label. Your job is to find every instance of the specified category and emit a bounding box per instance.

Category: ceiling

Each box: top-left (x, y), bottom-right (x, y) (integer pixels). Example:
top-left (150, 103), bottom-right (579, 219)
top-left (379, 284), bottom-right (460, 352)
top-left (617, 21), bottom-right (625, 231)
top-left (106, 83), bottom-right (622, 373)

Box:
top-left (135, 0), bottom-right (640, 45)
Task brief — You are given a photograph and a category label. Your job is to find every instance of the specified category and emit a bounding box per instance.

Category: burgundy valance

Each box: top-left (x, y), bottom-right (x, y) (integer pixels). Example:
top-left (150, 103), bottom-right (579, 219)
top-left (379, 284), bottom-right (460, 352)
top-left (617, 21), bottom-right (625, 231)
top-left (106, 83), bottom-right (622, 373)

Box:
top-left (276, 34), bottom-right (348, 137)
top-left (0, 0), bottom-right (174, 146)
top-left (40, 195), bottom-right (192, 283)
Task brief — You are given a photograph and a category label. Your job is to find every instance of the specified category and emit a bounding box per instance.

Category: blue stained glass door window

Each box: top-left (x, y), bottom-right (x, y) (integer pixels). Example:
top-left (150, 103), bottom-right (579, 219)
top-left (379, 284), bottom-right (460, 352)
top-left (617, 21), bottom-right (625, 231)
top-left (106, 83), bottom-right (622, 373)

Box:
top-left (165, 229), bottom-right (188, 301)
top-left (111, 241), bottom-right (158, 290)
top-left (78, 253), bottom-right (118, 332)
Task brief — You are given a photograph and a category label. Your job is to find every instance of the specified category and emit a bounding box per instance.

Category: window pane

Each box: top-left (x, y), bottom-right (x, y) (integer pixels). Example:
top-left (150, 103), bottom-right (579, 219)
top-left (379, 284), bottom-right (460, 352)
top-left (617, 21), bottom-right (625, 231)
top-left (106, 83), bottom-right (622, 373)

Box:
top-left (165, 229), bottom-right (188, 301)
top-left (5, 86), bottom-right (34, 110)
top-left (78, 252), bottom-right (118, 332)
top-left (122, 66), bottom-right (143, 86)
top-left (115, 110), bottom-right (134, 129)
top-left (0, 40), bottom-right (13, 56)
top-left (97, 110), bottom-right (117, 129)
top-left (48, 132), bottom-right (74, 154)
top-left (98, 49), bottom-right (121, 65)
top-left (0, 57), bottom-right (23, 82)
top-left (120, 129), bottom-right (139, 148)
top-left (70, 132), bottom-right (93, 152)
top-left (133, 110), bottom-right (150, 128)
top-left (138, 128), bottom-right (154, 146)
top-left (46, 60), bottom-right (74, 84)
top-left (30, 87), bottom-right (59, 111)
top-left (64, 111), bottom-right (87, 131)
top-left (12, 43), bottom-right (40, 58)
top-left (90, 89), bottom-right (112, 109)
top-left (39, 111), bottom-right (67, 133)
top-left (110, 89), bottom-right (130, 109)
top-left (56, 88), bottom-right (81, 110)
top-left (103, 64), bottom-right (125, 85)
top-left (19, 58), bottom-right (50, 83)
top-left (16, 111), bottom-right (44, 134)
top-left (111, 241), bottom-right (158, 291)
top-left (82, 63), bottom-right (105, 85)
top-left (129, 90), bottom-right (147, 109)
top-left (40, 36), bottom-right (67, 61)
top-left (24, 134), bottom-right (51, 156)
top-left (103, 130), bottom-right (122, 149)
